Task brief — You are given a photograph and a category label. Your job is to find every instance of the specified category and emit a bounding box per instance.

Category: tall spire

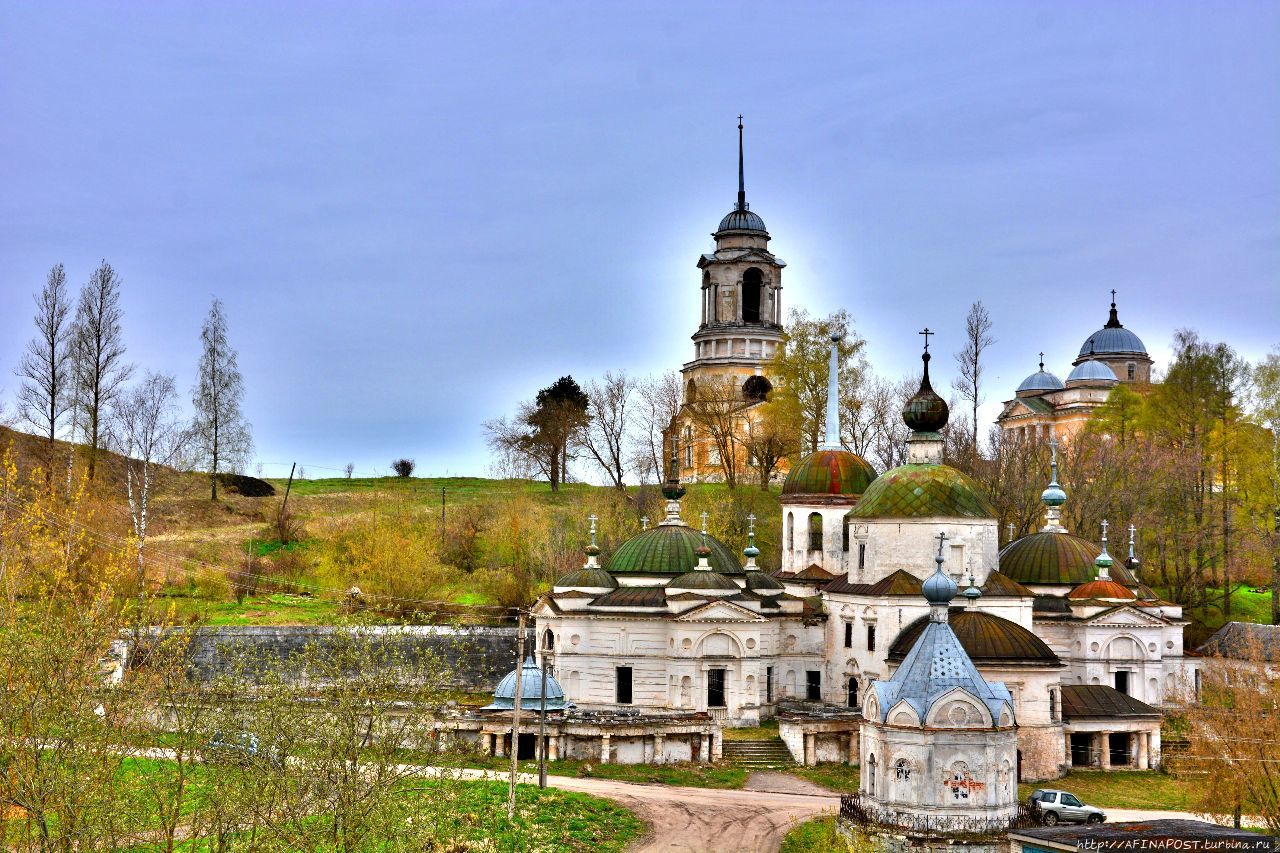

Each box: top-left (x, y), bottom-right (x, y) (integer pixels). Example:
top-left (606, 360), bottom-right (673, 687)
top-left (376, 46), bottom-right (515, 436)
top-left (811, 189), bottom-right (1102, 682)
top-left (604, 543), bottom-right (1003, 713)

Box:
top-left (736, 115), bottom-right (747, 211)
top-left (821, 331), bottom-right (843, 450)
top-left (1105, 289), bottom-right (1123, 329)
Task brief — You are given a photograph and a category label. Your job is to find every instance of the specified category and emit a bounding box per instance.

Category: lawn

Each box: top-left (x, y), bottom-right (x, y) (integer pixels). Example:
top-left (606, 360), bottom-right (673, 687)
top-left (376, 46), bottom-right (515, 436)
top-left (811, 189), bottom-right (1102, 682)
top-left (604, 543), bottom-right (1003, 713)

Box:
top-left (780, 816), bottom-right (848, 853)
top-left (1177, 585), bottom-right (1275, 632)
top-left (1017, 770), bottom-right (1195, 811)
top-left (788, 762), bottom-right (860, 793)
top-left (722, 719), bottom-right (780, 741)
top-left (456, 755), bottom-right (750, 789)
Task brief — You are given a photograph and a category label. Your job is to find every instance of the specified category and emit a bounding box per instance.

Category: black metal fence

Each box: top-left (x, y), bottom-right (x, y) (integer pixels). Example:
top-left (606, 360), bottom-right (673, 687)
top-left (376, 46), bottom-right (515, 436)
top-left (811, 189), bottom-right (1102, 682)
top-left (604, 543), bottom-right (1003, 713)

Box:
top-left (839, 793), bottom-right (1043, 838)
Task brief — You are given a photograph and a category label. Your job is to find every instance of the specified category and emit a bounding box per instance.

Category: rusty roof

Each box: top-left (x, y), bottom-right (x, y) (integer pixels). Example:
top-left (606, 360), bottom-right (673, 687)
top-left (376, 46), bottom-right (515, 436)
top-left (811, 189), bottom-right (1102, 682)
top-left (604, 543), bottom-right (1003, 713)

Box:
top-left (888, 609), bottom-right (1061, 665)
top-left (980, 571), bottom-right (1035, 597)
top-left (999, 531), bottom-right (1100, 585)
top-left (1060, 684), bottom-right (1159, 719)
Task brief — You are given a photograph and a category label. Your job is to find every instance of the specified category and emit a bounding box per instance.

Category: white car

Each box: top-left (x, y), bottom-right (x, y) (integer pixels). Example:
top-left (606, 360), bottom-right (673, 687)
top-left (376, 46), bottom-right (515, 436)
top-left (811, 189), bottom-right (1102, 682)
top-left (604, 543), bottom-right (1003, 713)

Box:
top-left (1028, 789), bottom-right (1107, 825)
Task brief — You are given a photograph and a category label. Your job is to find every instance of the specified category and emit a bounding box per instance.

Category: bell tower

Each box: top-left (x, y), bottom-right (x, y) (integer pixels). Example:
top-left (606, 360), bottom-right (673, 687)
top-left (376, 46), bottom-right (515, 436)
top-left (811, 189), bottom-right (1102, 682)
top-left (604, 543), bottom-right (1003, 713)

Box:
top-left (682, 117), bottom-right (787, 408)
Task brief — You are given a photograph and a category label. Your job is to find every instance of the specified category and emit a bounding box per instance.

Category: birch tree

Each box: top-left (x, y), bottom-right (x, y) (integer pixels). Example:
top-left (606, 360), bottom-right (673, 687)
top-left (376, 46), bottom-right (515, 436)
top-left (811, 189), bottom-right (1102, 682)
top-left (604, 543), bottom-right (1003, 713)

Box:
top-left (111, 372), bottom-right (184, 591)
top-left (15, 264), bottom-right (73, 469)
top-left (68, 260), bottom-right (132, 481)
top-left (951, 300), bottom-right (995, 453)
top-left (631, 371), bottom-right (681, 484)
top-left (191, 299), bottom-right (252, 500)
top-left (581, 371), bottom-right (635, 489)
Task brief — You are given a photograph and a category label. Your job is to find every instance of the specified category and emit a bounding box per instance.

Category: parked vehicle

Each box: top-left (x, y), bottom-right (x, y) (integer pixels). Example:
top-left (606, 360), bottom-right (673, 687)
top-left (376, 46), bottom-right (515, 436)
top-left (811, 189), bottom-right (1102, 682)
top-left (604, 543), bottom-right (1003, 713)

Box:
top-left (204, 731), bottom-right (284, 769)
top-left (1028, 789), bottom-right (1107, 825)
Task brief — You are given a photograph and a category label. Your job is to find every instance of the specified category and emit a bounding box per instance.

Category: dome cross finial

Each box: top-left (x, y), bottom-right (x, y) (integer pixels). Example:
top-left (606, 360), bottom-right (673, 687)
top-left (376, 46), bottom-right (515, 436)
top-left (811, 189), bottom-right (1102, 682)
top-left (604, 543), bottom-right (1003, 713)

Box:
top-left (640, 515), bottom-right (649, 531)
top-left (588, 514), bottom-right (598, 548)
top-left (1039, 352), bottom-right (1045, 372)
top-left (919, 327), bottom-right (933, 353)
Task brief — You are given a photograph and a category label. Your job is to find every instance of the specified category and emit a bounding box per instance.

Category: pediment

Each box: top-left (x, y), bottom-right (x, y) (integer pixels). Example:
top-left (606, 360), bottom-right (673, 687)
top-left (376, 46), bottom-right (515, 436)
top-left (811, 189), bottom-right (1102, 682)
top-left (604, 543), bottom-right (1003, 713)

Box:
top-left (1083, 605), bottom-right (1168, 627)
top-left (674, 601), bottom-right (766, 623)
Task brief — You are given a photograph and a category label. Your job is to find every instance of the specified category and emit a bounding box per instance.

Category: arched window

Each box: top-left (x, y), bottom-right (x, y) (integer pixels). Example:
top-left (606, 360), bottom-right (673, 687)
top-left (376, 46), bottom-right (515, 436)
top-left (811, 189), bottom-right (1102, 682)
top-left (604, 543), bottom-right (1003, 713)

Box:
top-left (686, 379), bottom-right (697, 403)
top-left (847, 677), bottom-right (859, 708)
top-left (1048, 688), bottom-right (1057, 721)
top-left (894, 759), bottom-right (911, 781)
top-left (786, 512), bottom-right (794, 550)
top-left (808, 513), bottom-right (823, 551)
top-left (1127, 362), bottom-right (1136, 380)
top-left (543, 629), bottom-right (554, 651)
top-left (742, 375), bottom-right (772, 403)
top-left (742, 268), bottom-right (763, 324)
top-left (842, 518), bottom-right (850, 552)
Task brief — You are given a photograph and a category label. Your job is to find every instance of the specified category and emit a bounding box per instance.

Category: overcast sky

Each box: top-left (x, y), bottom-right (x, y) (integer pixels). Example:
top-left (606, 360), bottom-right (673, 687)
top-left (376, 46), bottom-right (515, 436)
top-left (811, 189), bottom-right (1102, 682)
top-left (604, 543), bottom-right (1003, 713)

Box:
top-left (2, 2), bottom-right (1277, 479)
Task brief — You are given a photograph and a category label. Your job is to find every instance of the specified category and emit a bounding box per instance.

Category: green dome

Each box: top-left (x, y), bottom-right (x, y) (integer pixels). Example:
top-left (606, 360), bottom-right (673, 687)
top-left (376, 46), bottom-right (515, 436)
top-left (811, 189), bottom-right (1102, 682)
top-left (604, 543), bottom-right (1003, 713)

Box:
top-left (846, 464), bottom-right (995, 520)
top-left (999, 532), bottom-right (1099, 585)
top-left (553, 567), bottom-right (618, 590)
top-left (782, 449), bottom-right (876, 497)
top-left (606, 524), bottom-right (742, 575)
top-left (667, 571), bottom-right (741, 593)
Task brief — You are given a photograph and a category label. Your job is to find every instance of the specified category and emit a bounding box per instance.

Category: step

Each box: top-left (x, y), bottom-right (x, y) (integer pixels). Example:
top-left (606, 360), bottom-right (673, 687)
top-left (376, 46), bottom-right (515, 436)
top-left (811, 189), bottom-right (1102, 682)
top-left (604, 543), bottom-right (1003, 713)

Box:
top-left (722, 738), bottom-right (795, 766)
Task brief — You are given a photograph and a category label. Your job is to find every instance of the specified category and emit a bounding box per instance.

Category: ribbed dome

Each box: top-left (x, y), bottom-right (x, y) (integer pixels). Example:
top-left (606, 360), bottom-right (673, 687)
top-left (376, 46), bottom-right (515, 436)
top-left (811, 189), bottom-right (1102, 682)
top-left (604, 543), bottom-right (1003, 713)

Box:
top-left (607, 524), bottom-right (742, 575)
top-left (744, 571), bottom-right (785, 593)
top-left (1067, 360), bottom-right (1118, 385)
top-left (486, 657), bottom-right (568, 711)
top-left (553, 567), bottom-right (618, 591)
top-left (902, 352), bottom-right (949, 433)
top-left (999, 532), bottom-right (1100, 585)
top-left (847, 464), bottom-right (996, 520)
top-left (782, 449), bottom-right (877, 497)
top-left (716, 208), bottom-right (767, 234)
top-left (667, 571), bottom-right (741, 594)
top-left (888, 610), bottom-right (1061, 665)
top-left (1017, 369), bottom-right (1065, 393)
top-left (1068, 579), bottom-right (1137, 601)
top-left (1079, 326), bottom-right (1147, 358)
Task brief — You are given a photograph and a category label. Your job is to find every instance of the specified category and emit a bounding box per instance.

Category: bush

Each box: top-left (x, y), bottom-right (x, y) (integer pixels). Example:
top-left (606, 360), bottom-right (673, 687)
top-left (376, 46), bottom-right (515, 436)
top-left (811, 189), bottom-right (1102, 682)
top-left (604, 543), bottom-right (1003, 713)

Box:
top-left (391, 458), bottom-right (416, 478)
top-left (217, 473), bottom-right (276, 497)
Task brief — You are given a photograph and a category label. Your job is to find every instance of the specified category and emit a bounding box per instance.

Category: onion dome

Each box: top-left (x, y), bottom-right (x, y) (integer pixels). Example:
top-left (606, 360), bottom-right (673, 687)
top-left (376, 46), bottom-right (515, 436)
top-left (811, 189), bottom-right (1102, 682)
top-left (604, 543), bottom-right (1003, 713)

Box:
top-left (888, 610), bottom-right (1062, 665)
top-left (902, 348), bottom-right (949, 434)
top-left (667, 570), bottom-right (740, 595)
top-left (484, 657), bottom-right (568, 711)
top-left (999, 532), bottom-right (1101, 585)
top-left (608, 524), bottom-right (742, 575)
top-left (783, 450), bottom-right (877, 498)
top-left (847, 464), bottom-right (995, 520)
top-left (744, 571), bottom-right (785, 594)
top-left (1018, 356), bottom-right (1065, 394)
top-left (922, 542), bottom-right (958, 606)
top-left (1066, 359), bottom-right (1118, 386)
top-left (1078, 296), bottom-right (1148, 358)
top-left (1068, 579), bottom-right (1136, 601)
top-left (552, 567), bottom-right (618, 592)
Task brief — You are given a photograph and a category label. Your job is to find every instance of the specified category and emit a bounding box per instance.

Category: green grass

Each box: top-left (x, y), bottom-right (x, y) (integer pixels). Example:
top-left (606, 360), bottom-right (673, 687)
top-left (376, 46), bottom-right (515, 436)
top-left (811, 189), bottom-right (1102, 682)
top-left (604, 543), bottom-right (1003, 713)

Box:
top-left (248, 538), bottom-right (313, 558)
top-left (722, 720), bottom-right (780, 741)
top-left (1178, 585), bottom-right (1275, 631)
top-left (164, 592), bottom-right (356, 626)
top-left (1018, 770), bottom-right (1195, 811)
top-left (780, 816), bottom-right (847, 853)
top-left (787, 762), bottom-right (860, 793)
top-left (452, 755), bottom-right (750, 789)
top-left (268, 475), bottom-right (599, 502)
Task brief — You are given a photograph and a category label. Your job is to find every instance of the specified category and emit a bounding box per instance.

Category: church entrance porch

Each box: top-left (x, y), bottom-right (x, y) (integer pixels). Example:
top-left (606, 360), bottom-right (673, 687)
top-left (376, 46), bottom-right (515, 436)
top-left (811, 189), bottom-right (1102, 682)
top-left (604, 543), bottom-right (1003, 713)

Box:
top-left (1060, 684), bottom-right (1162, 770)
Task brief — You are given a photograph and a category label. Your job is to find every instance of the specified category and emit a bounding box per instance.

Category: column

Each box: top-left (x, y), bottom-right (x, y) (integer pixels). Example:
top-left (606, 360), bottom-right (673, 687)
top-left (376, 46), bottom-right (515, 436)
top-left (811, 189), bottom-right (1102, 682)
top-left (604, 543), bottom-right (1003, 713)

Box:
top-left (848, 732), bottom-right (857, 765)
top-left (495, 733), bottom-right (505, 758)
top-left (804, 733), bottom-right (816, 766)
top-left (1098, 733), bottom-right (1110, 769)
top-left (697, 733), bottom-right (708, 763)
top-left (1065, 733), bottom-right (1074, 768)
top-left (601, 734), bottom-right (611, 764)
top-left (1137, 732), bottom-right (1149, 770)
top-left (549, 736), bottom-right (560, 761)
top-left (653, 733), bottom-right (665, 764)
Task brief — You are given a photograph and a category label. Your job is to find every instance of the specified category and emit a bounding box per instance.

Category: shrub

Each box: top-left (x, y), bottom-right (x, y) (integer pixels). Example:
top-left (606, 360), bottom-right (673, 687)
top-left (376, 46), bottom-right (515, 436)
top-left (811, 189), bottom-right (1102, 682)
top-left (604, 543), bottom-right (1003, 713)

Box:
top-left (215, 473), bottom-right (276, 497)
top-left (391, 459), bottom-right (416, 478)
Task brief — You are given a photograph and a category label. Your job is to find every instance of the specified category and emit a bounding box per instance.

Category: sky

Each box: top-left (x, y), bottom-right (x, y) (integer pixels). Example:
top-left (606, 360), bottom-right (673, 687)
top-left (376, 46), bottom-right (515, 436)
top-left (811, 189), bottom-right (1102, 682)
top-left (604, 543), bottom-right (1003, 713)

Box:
top-left (1, 2), bottom-right (1277, 480)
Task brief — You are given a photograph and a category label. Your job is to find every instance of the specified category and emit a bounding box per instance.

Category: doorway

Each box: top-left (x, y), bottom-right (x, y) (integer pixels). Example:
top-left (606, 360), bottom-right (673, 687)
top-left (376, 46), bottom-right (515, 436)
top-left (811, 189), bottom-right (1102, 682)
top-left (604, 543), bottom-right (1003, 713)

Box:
top-left (707, 668), bottom-right (726, 708)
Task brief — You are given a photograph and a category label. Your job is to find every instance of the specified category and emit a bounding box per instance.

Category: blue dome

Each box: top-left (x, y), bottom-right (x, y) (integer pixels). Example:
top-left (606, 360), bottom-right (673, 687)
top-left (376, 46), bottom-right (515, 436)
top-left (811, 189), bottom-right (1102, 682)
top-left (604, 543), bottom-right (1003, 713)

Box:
top-left (1017, 369), bottom-right (1065, 393)
top-left (717, 207), bottom-right (767, 234)
top-left (923, 567), bottom-right (958, 605)
top-left (1067, 359), bottom-right (1118, 384)
top-left (1078, 326), bottom-right (1147, 358)
top-left (485, 657), bottom-right (569, 711)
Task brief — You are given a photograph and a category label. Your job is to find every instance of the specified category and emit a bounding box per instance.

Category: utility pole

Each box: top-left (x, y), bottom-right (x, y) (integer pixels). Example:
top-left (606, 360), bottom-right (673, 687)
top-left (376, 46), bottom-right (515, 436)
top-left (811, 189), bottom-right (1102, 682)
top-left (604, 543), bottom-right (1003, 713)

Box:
top-left (507, 611), bottom-right (525, 820)
top-left (538, 653), bottom-right (549, 789)
top-left (441, 487), bottom-right (447, 533)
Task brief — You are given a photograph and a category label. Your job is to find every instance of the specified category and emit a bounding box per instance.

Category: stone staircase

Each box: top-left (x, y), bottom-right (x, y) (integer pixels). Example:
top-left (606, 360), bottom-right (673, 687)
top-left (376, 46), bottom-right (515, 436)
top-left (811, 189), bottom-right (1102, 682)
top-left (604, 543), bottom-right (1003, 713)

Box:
top-left (722, 738), bottom-right (795, 768)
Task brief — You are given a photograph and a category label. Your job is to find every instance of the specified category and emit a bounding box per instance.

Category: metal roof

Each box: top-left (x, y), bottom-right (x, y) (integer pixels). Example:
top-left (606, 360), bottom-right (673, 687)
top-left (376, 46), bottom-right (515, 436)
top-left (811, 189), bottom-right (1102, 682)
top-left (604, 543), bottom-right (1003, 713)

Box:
top-left (716, 208), bottom-right (768, 234)
top-left (486, 656), bottom-right (568, 711)
top-left (1060, 684), bottom-right (1159, 719)
top-left (606, 524), bottom-right (742, 575)
top-left (1078, 326), bottom-right (1147, 358)
top-left (1198, 621), bottom-right (1280, 662)
top-left (1066, 359), bottom-right (1118, 384)
top-left (980, 572), bottom-right (1036, 597)
top-left (782, 448), bottom-right (877, 497)
top-left (847, 463), bottom-right (996, 520)
top-left (591, 586), bottom-right (668, 608)
top-left (1068, 579), bottom-right (1136, 601)
top-left (999, 532), bottom-right (1100, 585)
top-left (553, 567), bottom-right (618, 590)
top-left (867, 569), bottom-right (925, 597)
top-left (1017, 370), bottom-right (1065, 393)
top-left (667, 570), bottom-right (740, 592)
top-left (887, 610), bottom-right (1061, 665)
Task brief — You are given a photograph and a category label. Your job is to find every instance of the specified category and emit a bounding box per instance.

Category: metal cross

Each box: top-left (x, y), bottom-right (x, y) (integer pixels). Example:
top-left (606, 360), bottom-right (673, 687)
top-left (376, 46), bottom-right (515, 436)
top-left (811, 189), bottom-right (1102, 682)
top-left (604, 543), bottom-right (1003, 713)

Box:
top-left (700, 511), bottom-right (709, 535)
top-left (1128, 523), bottom-right (1136, 544)
top-left (1049, 437), bottom-right (1059, 468)
top-left (746, 512), bottom-right (756, 534)
top-left (1039, 352), bottom-right (1045, 371)
top-left (1100, 519), bottom-right (1109, 544)
top-left (935, 530), bottom-right (948, 556)
top-left (1007, 522), bottom-right (1015, 542)
top-left (641, 515), bottom-right (649, 531)
top-left (919, 327), bottom-right (933, 353)
top-left (588, 514), bottom-right (598, 548)
top-left (1111, 288), bottom-right (1117, 304)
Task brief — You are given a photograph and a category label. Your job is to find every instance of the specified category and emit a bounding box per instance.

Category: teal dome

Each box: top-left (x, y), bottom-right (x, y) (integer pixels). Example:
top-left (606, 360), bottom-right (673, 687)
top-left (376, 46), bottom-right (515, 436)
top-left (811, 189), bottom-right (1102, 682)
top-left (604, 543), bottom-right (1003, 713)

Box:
top-left (484, 657), bottom-right (568, 711)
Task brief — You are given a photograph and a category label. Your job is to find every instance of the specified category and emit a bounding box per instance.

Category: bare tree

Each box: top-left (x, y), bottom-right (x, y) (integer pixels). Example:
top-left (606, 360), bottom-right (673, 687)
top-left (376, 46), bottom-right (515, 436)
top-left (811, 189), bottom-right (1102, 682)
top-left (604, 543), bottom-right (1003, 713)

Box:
top-left (631, 371), bottom-right (681, 484)
top-left (484, 376), bottom-right (589, 492)
top-left (192, 299), bottom-right (252, 500)
top-left (951, 300), bottom-right (996, 451)
top-left (742, 403), bottom-right (794, 488)
top-left (111, 372), bottom-right (185, 595)
top-left (684, 376), bottom-right (745, 488)
top-left (391, 458), bottom-right (415, 477)
top-left (344, 462), bottom-right (355, 478)
top-left (581, 371), bottom-right (635, 489)
top-left (15, 264), bottom-right (73, 469)
top-left (68, 260), bottom-right (132, 480)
